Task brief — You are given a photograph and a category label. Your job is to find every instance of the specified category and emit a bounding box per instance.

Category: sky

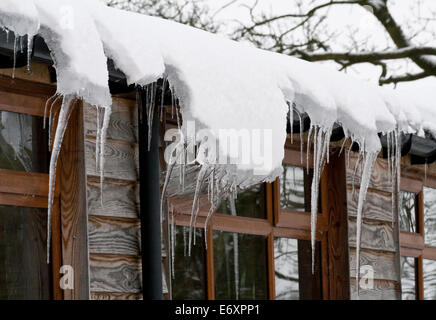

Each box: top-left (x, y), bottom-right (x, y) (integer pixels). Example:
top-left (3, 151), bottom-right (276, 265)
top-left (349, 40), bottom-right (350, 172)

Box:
top-left (200, 0), bottom-right (436, 90)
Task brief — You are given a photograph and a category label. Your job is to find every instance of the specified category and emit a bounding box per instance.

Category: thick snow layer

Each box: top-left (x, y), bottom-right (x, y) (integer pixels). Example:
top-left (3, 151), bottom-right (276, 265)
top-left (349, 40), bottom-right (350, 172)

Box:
top-left (1, 0), bottom-right (436, 287)
top-left (34, 0), bottom-right (111, 107)
top-left (0, 0), bottom-right (39, 36)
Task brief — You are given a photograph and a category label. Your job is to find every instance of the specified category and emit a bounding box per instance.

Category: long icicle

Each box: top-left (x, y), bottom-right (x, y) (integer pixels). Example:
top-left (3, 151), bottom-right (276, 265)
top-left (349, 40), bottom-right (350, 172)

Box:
top-left (99, 107), bottom-right (112, 207)
top-left (47, 94), bottom-right (76, 263)
top-left (355, 151), bottom-right (378, 296)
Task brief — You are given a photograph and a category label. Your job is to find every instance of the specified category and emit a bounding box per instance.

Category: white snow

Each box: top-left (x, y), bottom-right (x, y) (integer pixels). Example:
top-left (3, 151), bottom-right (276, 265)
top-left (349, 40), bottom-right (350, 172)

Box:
top-left (0, 0), bottom-right (39, 36)
top-left (1, 0), bottom-right (436, 290)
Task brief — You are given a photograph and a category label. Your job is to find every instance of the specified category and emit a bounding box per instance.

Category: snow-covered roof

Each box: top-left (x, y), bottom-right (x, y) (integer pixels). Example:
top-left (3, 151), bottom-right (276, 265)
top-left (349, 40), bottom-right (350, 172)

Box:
top-left (1, 0), bottom-right (435, 285)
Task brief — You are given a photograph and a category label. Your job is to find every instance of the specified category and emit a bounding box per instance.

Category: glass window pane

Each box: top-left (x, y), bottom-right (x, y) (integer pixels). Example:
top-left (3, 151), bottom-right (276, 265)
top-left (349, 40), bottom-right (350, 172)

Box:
top-left (280, 165), bottom-right (306, 211)
top-left (399, 191), bottom-right (417, 233)
top-left (214, 231), bottom-right (267, 299)
top-left (172, 226), bottom-right (206, 299)
top-left (0, 110), bottom-right (48, 173)
top-left (424, 187), bottom-right (436, 246)
top-left (400, 256), bottom-right (416, 300)
top-left (0, 205), bottom-right (51, 299)
top-left (216, 184), bottom-right (265, 219)
top-left (274, 238), bottom-right (299, 300)
top-left (423, 259), bottom-right (436, 300)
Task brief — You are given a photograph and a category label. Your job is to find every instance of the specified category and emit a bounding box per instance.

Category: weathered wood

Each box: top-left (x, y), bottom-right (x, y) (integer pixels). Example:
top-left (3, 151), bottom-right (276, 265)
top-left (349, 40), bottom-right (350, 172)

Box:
top-left (0, 72), bottom-right (55, 97)
top-left (349, 248), bottom-right (398, 281)
top-left (350, 279), bottom-right (400, 300)
top-left (85, 137), bottom-right (138, 181)
top-left (348, 218), bottom-right (396, 252)
top-left (89, 253), bottom-right (142, 293)
top-left (0, 193), bottom-right (48, 208)
top-left (0, 91), bottom-right (48, 117)
top-left (84, 99), bottom-right (138, 143)
top-left (87, 176), bottom-right (139, 218)
top-left (0, 169), bottom-right (54, 197)
top-left (88, 215), bottom-right (141, 255)
top-left (347, 155), bottom-right (393, 193)
top-left (59, 102), bottom-right (90, 300)
top-left (347, 186), bottom-right (393, 223)
top-left (0, 63), bottom-right (54, 86)
top-left (90, 292), bottom-right (143, 300)
top-left (322, 150), bottom-right (350, 299)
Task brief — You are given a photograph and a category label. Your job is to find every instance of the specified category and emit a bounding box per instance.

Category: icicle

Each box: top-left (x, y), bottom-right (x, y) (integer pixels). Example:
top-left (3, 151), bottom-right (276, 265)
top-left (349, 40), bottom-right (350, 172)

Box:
top-left (387, 132), bottom-right (391, 182)
top-left (95, 107), bottom-right (101, 172)
top-left (12, 35), bottom-right (18, 79)
top-left (339, 136), bottom-right (348, 156)
top-left (188, 165), bottom-right (208, 256)
top-left (310, 126), bottom-right (320, 273)
top-left (44, 94), bottom-right (58, 129)
top-left (297, 111), bottom-right (303, 164)
top-left (306, 125), bottom-right (313, 172)
top-left (48, 95), bottom-right (63, 151)
top-left (171, 206), bottom-right (176, 279)
top-left (229, 194), bottom-right (239, 300)
top-left (99, 107), bottom-right (112, 207)
top-left (26, 36), bottom-right (33, 74)
top-left (47, 95), bottom-right (76, 263)
top-left (5, 29), bottom-right (9, 42)
top-left (161, 155), bottom-right (177, 224)
top-left (425, 162), bottom-right (428, 184)
top-left (355, 151), bottom-right (378, 296)
top-left (19, 36), bottom-right (23, 53)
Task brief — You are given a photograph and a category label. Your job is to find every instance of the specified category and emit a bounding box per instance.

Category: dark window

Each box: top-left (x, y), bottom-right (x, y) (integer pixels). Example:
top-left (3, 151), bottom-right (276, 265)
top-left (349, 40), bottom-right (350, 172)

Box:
top-left (0, 205), bottom-right (51, 299)
top-left (214, 231), bottom-right (267, 299)
top-left (0, 110), bottom-right (48, 173)
top-left (172, 226), bottom-right (206, 299)
top-left (216, 185), bottom-right (265, 219)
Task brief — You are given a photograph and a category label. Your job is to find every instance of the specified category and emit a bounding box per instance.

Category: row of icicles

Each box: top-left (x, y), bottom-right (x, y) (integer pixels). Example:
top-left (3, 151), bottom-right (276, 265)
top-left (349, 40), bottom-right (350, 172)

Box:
top-left (32, 69), bottom-right (405, 297)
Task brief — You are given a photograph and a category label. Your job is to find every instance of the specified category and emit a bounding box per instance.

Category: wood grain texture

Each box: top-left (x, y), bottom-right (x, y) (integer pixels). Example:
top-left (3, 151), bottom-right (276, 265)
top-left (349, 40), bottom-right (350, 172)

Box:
top-left (322, 150), bottom-right (350, 299)
top-left (90, 292), bottom-right (143, 300)
top-left (350, 279), bottom-right (400, 300)
top-left (0, 63), bottom-right (54, 86)
top-left (59, 102), bottom-right (90, 300)
top-left (347, 186), bottom-right (393, 223)
top-left (0, 91), bottom-right (47, 117)
top-left (89, 253), bottom-right (142, 293)
top-left (349, 248), bottom-right (398, 281)
top-left (346, 155), bottom-right (393, 193)
top-left (85, 137), bottom-right (138, 181)
top-left (348, 218), bottom-right (396, 252)
top-left (87, 176), bottom-right (139, 218)
top-left (0, 169), bottom-right (53, 197)
top-left (0, 72), bottom-right (55, 98)
top-left (84, 99), bottom-right (138, 143)
top-left (88, 215), bottom-right (141, 255)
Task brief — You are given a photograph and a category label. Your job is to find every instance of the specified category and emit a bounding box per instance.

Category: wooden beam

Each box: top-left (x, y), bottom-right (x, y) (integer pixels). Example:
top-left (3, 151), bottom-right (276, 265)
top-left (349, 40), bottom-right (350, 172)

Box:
top-left (0, 169), bottom-right (55, 197)
top-left (59, 101), bottom-right (90, 300)
top-left (321, 149), bottom-right (350, 299)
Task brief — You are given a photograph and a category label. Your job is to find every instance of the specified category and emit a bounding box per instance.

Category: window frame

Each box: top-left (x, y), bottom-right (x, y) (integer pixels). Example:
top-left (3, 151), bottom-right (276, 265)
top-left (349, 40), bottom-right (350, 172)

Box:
top-left (400, 169), bottom-right (436, 300)
top-left (0, 75), bottom-right (63, 299)
top-left (170, 139), bottom-right (336, 300)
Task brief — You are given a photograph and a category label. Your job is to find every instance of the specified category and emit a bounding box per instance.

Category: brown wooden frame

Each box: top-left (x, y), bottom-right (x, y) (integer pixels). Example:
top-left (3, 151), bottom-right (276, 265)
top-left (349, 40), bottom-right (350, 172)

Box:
top-left (399, 167), bottom-right (436, 300)
top-left (171, 140), bottom-right (350, 300)
top-left (0, 77), bottom-right (88, 300)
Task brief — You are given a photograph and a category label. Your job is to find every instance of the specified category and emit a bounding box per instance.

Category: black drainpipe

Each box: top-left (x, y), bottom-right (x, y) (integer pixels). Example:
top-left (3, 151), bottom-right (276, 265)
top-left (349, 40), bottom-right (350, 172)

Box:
top-left (138, 88), bottom-right (163, 299)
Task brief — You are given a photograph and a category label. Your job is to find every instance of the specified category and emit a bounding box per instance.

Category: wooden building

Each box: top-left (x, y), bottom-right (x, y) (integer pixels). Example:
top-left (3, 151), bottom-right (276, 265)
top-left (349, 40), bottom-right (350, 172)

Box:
top-left (0, 33), bottom-right (435, 300)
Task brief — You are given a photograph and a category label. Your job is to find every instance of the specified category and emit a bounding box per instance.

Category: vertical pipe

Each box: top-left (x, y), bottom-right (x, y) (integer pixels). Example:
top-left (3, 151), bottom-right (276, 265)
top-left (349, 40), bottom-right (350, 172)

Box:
top-left (138, 88), bottom-right (163, 299)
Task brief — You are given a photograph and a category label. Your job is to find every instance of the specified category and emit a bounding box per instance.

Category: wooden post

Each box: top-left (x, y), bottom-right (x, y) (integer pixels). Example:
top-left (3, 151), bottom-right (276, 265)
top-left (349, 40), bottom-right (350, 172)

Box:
top-left (321, 148), bottom-right (350, 299)
top-left (59, 100), bottom-right (90, 299)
